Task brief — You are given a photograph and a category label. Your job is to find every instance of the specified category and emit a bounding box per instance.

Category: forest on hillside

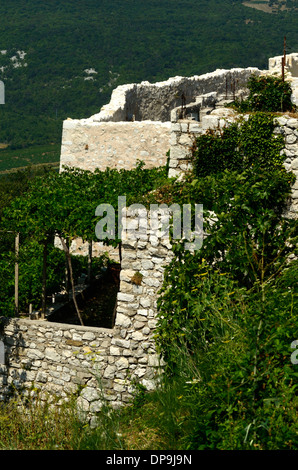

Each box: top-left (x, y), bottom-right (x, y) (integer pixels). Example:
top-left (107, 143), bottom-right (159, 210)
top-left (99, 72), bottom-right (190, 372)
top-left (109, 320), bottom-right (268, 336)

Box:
top-left (0, 0), bottom-right (297, 152)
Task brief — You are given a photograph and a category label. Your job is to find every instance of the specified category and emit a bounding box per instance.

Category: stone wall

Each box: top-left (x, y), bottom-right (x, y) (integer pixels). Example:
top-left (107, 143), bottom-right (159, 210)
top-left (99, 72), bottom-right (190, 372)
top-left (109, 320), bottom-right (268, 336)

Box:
top-left (60, 120), bottom-right (171, 172)
top-left (91, 67), bottom-right (261, 123)
top-left (0, 208), bottom-right (173, 422)
top-left (60, 67), bottom-right (262, 172)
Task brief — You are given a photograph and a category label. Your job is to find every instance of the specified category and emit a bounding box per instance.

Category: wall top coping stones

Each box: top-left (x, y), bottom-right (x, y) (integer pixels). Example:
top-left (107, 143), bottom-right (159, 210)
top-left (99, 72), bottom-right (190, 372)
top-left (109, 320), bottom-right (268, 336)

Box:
top-left (1, 317), bottom-right (114, 334)
top-left (63, 119), bottom-right (172, 129)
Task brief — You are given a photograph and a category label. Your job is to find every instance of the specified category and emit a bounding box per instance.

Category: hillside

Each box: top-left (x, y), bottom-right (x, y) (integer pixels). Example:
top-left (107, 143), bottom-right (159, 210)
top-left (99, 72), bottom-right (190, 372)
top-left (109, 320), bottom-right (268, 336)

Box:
top-left (0, 0), bottom-right (297, 161)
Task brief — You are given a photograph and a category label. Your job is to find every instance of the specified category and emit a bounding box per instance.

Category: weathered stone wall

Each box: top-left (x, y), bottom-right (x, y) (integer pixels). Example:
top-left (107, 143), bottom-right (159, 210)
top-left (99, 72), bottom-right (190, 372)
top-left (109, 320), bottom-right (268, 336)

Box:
top-left (91, 67), bottom-right (261, 123)
top-left (269, 52), bottom-right (298, 78)
top-left (268, 52), bottom-right (298, 106)
top-left (60, 120), bottom-right (171, 172)
top-left (60, 67), bottom-right (262, 172)
top-left (0, 208), bottom-right (173, 421)
top-left (275, 115), bottom-right (298, 218)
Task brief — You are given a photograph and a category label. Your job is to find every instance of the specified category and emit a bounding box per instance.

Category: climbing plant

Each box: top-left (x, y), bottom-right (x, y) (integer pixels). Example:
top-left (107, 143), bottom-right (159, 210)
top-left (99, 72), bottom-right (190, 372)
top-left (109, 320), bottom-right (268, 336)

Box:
top-left (192, 112), bottom-right (288, 178)
top-left (153, 91), bottom-right (298, 448)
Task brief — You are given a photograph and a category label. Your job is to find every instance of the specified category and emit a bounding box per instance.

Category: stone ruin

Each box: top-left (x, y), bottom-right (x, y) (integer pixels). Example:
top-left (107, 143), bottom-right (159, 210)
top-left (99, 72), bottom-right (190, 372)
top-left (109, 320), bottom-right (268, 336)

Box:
top-left (0, 54), bottom-right (297, 423)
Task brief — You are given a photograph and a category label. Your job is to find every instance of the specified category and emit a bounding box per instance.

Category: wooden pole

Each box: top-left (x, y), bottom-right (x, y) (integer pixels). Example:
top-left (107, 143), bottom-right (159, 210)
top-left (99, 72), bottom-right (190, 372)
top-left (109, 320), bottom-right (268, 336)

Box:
top-left (15, 232), bottom-right (19, 316)
top-left (59, 236), bottom-right (84, 326)
top-left (282, 36), bottom-right (286, 81)
top-left (87, 240), bottom-right (92, 284)
top-left (41, 238), bottom-right (48, 319)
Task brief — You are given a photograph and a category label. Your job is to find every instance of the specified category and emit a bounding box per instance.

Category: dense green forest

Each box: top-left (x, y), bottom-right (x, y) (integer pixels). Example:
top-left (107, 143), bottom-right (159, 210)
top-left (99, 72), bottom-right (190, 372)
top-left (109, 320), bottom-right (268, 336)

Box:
top-left (0, 0), bottom-right (297, 156)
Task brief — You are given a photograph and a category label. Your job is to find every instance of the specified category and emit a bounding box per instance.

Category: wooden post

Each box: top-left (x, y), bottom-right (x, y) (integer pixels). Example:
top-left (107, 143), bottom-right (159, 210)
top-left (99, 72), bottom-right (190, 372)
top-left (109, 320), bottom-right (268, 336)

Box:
top-left (282, 36), bottom-right (286, 81)
top-left (59, 236), bottom-right (84, 326)
top-left (41, 238), bottom-right (48, 319)
top-left (87, 240), bottom-right (92, 284)
top-left (15, 232), bottom-right (19, 316)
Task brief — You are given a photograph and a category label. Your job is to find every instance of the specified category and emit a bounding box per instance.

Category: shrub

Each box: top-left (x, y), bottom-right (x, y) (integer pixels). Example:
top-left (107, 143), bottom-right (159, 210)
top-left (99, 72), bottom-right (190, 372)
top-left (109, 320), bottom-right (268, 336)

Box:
top-left (232, 74), bottom-right (295, 113)
top-left (193, 112), bottom-right (287, 178)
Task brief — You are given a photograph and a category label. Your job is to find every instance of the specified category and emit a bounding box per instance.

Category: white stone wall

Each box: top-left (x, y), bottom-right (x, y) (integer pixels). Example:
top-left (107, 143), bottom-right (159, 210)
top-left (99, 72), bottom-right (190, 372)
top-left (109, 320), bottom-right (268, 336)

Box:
top-left (60, 120), bottom-right (171, 172)
top-left (275, 115), bottom-right (298, 218)
top-left (269, 52), bottom-right (298, 78)
top-left (268, 52), bottom-right (298, 106)
top-left (60, 67), bottom-right (262, 172)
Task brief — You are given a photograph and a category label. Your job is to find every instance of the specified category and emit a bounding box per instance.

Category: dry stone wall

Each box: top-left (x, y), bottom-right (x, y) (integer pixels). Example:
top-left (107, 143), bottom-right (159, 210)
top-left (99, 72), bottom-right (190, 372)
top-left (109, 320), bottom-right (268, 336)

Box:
top-left (0, 208), bottom-right (173, 422)
top-left (275, 115), bottom-right (298, 218)
top-left (91, 67), bottom-right (261, 123)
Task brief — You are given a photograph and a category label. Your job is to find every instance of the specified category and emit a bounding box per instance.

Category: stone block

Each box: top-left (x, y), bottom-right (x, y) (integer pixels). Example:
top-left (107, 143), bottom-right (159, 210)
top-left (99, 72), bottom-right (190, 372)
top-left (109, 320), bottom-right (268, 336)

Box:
top-left (103, 365), bottom-right (117, 379)
top-left (286, 134), bottom-right (297, 145)
top-left (117, 292), bottom-right (135, 302)
top-left (115, 313), bottom-right (131, 328)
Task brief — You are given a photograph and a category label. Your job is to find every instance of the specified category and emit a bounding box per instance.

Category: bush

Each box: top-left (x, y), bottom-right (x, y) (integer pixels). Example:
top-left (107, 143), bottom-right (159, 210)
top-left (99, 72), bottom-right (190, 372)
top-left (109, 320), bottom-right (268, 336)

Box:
top-left (193, 112), bottom-right (287, 178)
top-left (155, 100), bottom-right (298, 449)
top-left (232, 74), bottom-right (295, 113)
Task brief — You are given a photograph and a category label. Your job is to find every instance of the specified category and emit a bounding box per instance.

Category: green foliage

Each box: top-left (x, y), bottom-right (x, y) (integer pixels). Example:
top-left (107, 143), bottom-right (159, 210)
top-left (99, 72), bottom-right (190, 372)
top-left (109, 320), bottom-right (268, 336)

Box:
top-left (0, 145), bottom-right (60, 172)
top-left (0, 162), bottom-right (168, 314)
top-left (156, 257), bottom-right (245, 368)
top-left (156, 250), bottom-right (298, 449)
top-left (232, 74), bottom-right (295, 113)
top-left (193, 112), bottom-right (287, 178)
top-left (154, 107), bottom-right (298, 449)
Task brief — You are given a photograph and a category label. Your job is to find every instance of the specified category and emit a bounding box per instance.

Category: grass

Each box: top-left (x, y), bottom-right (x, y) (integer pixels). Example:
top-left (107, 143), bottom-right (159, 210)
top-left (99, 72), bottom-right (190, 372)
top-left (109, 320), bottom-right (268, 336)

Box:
top-left (0, 335), bottom-right (297, 451)
top-left (0, 144), bottom-right (60, 173)
top-left (0, 381), bottom-right (192, 450)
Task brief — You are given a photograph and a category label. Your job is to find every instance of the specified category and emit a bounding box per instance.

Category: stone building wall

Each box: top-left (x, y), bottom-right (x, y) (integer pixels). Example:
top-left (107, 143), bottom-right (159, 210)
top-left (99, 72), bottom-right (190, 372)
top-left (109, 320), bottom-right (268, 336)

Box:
top-left (275, 115), bottom-right (298, 218)
top-left (60, 67), bottom-right (261, 172)
top-left (60, 120), bottom-right (171, 172)
top-left (0, 208), bottom-right (173, 422)
top-left (268, 52), bottom-right (298, 106)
